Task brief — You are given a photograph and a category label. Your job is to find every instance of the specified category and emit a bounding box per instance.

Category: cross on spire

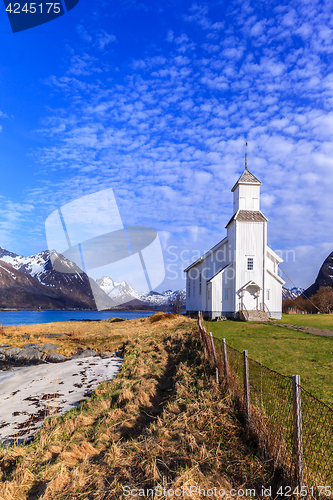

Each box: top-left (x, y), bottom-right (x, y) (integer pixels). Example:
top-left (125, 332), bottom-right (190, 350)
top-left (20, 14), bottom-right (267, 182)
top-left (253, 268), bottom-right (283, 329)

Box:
top-left (245, 141), bottom-right (248, 170)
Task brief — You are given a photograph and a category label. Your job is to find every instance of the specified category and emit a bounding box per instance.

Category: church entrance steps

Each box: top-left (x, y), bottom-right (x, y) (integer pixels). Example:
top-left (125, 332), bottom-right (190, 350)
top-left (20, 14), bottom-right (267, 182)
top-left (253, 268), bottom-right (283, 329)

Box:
top-left (246, 310), bottom-right (269, 322)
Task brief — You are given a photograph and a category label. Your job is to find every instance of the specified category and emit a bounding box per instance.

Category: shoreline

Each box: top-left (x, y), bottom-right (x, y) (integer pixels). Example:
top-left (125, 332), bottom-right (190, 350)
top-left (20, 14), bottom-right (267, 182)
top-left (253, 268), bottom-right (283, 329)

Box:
top-left (0, 309), bottom-right (156, 327)
top-left (0, 353), bottom-right (122, 447)
top-left (0, 308), bottom-right (169, 312)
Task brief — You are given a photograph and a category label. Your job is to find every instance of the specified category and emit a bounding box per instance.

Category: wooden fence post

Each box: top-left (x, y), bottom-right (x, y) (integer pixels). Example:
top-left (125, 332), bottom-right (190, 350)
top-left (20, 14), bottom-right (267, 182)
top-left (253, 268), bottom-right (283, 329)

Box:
top-left (202, 325), bottom-right (208, 360)
top-left (198, 312), bottom-right (202, 342)
top-left (209, 332), bottom-right (217, 363)
top-left (243, 350), bottom-right (251, 424)
top-left (222, 338), bottom-right (229, 387)
top-left (198, 312), bottom-right (207, 358)
top-left (209, 332), bottom-right (219, 385)
top-left (292, 375), bottom-right (304, 486)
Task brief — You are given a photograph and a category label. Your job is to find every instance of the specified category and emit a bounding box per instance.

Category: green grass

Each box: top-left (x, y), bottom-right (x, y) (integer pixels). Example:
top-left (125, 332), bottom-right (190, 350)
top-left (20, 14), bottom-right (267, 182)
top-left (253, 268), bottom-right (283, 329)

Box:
top-left (275, 313), bottom-right (333, 330)
top-left (207, 320), bottom-right (333, 406)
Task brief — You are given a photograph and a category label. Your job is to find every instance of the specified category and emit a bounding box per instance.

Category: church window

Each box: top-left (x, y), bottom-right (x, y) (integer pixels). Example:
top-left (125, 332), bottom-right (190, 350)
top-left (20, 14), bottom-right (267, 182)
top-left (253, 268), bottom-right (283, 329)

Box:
top-left (188, 278), bottom-right (190, 297)
top-left (199, 272), bottom-right (202, 295)
top-left (225, 289), bottom-right (229, 300)
top-left (252, 198), bottom-right (258, 209)
top-left (247, 257), bottom-right (254, 270)
top-left (267, 289), bottom-right (270, 301)
top-left (193, 281), bottom-right (195, 296)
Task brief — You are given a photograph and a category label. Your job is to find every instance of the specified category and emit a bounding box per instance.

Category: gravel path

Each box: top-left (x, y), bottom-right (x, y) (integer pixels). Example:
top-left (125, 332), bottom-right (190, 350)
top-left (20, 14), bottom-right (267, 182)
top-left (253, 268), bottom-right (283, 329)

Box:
top-left (270, 321), bottom-right (333, 338)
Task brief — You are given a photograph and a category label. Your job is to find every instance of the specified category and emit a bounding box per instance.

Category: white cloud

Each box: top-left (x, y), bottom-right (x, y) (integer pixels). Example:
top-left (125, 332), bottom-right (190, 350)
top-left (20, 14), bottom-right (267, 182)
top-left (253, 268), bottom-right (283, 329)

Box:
top-left (251, 21), bottom-right (265, 37)
top-left (166, 30), bottom-right (174, 42)
top-left (67, 54), bottom-right (103, 76)
top-left (76, 24), bottom-right (92, 42)
top-left (96, 30), bottom-right (116, 50)
top-left (175, 34), bottom-right (188, 44)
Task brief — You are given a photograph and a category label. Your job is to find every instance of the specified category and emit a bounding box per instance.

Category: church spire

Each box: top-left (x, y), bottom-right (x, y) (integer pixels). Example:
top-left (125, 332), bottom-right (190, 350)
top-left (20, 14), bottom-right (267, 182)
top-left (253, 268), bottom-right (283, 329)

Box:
top-left (245, 141), bottom-right (248, 170)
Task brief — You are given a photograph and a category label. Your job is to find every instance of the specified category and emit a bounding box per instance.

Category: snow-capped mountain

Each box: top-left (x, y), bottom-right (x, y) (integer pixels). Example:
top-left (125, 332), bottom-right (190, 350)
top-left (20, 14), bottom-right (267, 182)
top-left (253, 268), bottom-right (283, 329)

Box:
top-left (96, 276), bottom-right (138, 306)
top-left (0, 247), bottom-right (185, 311)
top-left (137, 289), bottom-right (186, 307)
top-left (96, 275), bottom-right (186, 309)
top-left (282, 286), bottom-right (304, 300)
top-left (0, 248), bottom-right (114, 310)
top-left (0, 248), bottom-right (80, 286)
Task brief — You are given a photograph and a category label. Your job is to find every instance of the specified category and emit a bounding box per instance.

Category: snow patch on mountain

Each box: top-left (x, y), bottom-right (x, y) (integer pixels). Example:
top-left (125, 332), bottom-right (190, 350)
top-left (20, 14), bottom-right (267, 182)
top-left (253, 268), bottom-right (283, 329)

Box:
top-left (96, 276), bottom-right (185, 307)
top-left (136, 289), bottom-right (186, 306)
top-left (0, 248), bottom-right (80, 286)
top-left (282, 286), bottom-right (304, 300)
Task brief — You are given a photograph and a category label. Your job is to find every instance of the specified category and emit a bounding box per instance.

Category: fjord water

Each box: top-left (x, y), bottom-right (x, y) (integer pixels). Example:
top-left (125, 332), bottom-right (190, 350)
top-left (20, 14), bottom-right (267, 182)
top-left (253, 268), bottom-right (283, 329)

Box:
top-left (0, 310), bottom-right (155, 326)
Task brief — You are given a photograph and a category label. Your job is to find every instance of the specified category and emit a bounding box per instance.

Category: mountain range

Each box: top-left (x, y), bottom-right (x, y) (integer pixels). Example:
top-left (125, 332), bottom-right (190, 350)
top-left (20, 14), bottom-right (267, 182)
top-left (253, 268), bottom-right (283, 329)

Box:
top-left (282, 286), bottom-right (304, 300)
top-left (1, 245), bottom-right (327, 311)
top-left (96, 276), bottom-right (185, 310)
top-left (0, 247), bottom-right (185, 311)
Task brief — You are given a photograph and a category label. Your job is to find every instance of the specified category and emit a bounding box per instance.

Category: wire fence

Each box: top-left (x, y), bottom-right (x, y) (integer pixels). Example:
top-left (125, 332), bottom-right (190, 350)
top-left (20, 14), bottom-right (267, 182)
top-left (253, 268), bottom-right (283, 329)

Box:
top-left (197, 312), bottom-right (333, 494)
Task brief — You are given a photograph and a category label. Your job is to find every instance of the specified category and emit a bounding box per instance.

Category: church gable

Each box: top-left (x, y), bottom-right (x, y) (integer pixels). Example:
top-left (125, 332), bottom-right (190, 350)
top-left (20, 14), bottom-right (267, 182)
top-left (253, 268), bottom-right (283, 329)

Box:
top-left (231, 168), bottom-right (261, 192)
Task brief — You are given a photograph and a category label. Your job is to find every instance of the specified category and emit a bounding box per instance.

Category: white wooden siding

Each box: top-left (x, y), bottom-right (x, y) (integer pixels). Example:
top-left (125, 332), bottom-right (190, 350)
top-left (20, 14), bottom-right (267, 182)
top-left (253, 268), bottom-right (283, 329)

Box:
top-left (233, 184), bottom-right (260, 212)
top-left (185, 240), bottom-right (230, 313)
top-left (265, 271), bottom-right (283, 318)
top-left (222, 265), bottom-right (234, 314)
top-left (235, 220), bottom-right (265, 305)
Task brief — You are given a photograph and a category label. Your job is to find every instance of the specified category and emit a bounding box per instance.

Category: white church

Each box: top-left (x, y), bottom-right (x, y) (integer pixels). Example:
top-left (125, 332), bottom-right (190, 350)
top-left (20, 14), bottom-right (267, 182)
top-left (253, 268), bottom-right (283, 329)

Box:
top-left (184, 156), bottom-right (284, 320)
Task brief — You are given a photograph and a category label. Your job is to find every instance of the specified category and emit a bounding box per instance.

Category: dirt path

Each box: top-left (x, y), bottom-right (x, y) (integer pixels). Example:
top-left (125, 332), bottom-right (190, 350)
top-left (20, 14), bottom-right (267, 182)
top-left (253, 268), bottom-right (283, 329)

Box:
top-left (270, 321), bottom-right (333, 337)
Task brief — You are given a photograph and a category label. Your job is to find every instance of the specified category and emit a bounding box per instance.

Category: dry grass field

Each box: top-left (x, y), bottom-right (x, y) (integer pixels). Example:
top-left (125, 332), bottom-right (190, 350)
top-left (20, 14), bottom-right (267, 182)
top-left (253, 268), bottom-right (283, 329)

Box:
top-left (0, 318), bottom-right (135, 358)
top-left (0, 314), bottom-right (283, 499)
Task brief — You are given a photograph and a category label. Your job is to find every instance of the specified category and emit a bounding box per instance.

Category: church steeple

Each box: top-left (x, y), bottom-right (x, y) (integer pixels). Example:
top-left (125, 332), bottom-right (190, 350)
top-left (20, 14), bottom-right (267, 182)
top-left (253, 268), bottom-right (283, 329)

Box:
top-left (231, 168), bottom-right (261, 192)
top-left (231, 146), bottom-right (262, 213)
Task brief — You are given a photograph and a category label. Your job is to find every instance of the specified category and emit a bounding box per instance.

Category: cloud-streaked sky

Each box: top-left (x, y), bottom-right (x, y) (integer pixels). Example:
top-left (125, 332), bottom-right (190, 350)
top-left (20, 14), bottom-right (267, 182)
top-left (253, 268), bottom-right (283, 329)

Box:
top-left (0, 0), bottom-right (333, 291)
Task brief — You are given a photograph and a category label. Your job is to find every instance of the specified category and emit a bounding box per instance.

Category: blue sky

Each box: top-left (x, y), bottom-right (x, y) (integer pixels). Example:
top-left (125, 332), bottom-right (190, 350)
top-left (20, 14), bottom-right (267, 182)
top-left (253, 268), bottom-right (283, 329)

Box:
top-left (0, 0), bottom-right (333, 291)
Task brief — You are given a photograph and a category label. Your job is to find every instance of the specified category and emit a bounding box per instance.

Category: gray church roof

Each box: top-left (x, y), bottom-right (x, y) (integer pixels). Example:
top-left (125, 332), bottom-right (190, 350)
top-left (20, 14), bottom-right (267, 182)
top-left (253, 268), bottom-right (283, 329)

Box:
top-left (231, 169), bottom-right (261, 192)
top-left (183, 236), bottom-right (228, 272)
top-left (225, 210), bottom-right (268, 228)
top-left (207, 263), bottom-right (233, 282)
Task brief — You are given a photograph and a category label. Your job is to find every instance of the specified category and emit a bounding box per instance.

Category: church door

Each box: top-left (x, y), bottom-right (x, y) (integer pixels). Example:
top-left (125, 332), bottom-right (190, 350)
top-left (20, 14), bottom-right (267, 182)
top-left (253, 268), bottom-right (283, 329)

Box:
top-left (243, 285), bottom-right (259, 311)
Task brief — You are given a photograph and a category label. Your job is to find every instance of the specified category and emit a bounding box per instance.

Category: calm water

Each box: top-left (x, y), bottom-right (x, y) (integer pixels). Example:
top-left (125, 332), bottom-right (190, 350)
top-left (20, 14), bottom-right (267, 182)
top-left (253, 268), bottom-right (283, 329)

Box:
top-left (0, 310), bottom-right (155, 326)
